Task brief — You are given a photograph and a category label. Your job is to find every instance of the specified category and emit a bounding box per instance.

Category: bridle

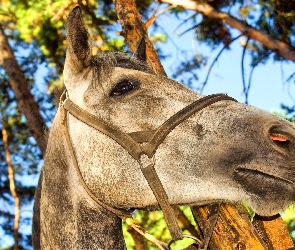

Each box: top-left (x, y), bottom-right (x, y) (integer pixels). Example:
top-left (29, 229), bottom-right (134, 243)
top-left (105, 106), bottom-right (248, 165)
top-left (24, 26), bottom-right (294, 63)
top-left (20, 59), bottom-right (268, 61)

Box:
top-left (59, 91), bottom-right (237, 246)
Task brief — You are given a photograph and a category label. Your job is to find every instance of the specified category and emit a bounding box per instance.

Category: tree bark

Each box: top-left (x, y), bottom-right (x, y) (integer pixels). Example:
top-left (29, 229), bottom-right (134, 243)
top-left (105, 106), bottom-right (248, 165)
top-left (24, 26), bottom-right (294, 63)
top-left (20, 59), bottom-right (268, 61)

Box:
top-left (113, 0), bottom-right (167, 76)
top-left (191, 204), bottom-right (268, 249)
top-left (253, 214), bottom-right (294, 250)
top-left (161, 0), bottom-right (295, 63)
top-left (0, 25), bottom-right (47, 155)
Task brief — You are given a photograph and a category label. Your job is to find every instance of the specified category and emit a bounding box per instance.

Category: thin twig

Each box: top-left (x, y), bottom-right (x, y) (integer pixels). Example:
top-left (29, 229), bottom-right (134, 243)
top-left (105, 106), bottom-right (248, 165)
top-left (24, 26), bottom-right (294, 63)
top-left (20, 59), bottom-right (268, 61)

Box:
top-left (155, 4), bottom-right (176, 18)
top-left (145, 4), bottom-right (176, 28)
top-left (127, 225), bottom-right (145, 250)
top-left (2, 122), bottom-right (20, 250)
top-left (126, 218), bottom-right (168, 250)
top-left (287, 76), bottom-right (295, 104)
top-left (177, 22), bottom-right (202, 37)
top-left (241, 37), bottom-right (250, 104)
top-left (192, 27), bottom-right (201, 62)
top-left (151, 2), bottom-right (161, 17)
top-left (283, 70), bottom-right (295, 104)
top-left (158, 24), bottom-right (184, 52)
top-left (283, 71), bottom-right (295, 85)
top-left (246, 51), bottom-right (273, 101)
top-left (172, 13), bottom-right (198, 34)
top-left (200, 35), bottom-right (242, 93)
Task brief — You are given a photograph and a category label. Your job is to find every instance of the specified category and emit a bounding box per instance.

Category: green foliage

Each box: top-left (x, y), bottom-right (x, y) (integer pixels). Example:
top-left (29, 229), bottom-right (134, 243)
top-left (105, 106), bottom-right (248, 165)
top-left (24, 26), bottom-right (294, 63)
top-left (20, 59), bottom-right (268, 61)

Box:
top-left (281, 205), bottom-right (295, 244)
top-left (123, 208), bottom-right (197, 250)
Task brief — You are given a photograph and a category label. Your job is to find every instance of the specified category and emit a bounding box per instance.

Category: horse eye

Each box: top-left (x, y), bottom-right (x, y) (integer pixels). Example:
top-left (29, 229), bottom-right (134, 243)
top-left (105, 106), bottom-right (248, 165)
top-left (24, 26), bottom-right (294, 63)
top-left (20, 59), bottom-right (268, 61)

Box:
top-left (110, 80), bottom-right (137, 96)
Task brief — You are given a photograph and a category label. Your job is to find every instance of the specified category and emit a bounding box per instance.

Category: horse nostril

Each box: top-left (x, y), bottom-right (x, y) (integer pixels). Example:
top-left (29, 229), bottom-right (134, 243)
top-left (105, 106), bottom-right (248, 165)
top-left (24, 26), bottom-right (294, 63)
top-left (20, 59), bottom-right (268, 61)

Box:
top-left (270, 134), bottom-right (289, 142)
top-left (269, 132), bottom-right (291, 151)
top-left (267, 125), bottom-right (293, 152)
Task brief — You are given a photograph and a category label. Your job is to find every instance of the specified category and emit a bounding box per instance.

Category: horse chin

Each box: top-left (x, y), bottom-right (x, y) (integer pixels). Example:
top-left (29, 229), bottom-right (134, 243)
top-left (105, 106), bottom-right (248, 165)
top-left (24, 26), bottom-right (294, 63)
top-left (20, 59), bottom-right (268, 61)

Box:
top-left (233, 167), bottom-right (295, 216)
top-left (248, 198), bottom-right (294, 217)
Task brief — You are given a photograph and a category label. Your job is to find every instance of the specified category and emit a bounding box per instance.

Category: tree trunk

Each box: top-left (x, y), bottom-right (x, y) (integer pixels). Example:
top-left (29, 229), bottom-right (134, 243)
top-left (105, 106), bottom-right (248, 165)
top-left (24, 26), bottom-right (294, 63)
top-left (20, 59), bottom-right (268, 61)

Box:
top-left (0, 25), bottom-right (47, 155)
top-left (161, 0), bottom-right (295, 63)
top-left (113, 0), bottom-right (167, 76)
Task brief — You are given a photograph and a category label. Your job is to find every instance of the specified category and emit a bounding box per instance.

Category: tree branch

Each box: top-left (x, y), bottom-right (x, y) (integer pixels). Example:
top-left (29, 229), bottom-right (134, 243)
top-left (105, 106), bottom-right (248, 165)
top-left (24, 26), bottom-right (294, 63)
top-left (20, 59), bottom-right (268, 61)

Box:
top-left (160, 0), bottom-right (295, 63)
top-left (113, 0), bottom-right (167, 76)
top-left (253, 214), bottom-right (294, 249)
top-left (241, 37), bottom-right (250, 104)
top-left (191, 204), bottom-right (268, 249)
top-left (201, 35), bottom-right (242, 93)
top-left (2, 123), bottom-right (20, 250)
top-left (0, 25), bottom-right (47, 155)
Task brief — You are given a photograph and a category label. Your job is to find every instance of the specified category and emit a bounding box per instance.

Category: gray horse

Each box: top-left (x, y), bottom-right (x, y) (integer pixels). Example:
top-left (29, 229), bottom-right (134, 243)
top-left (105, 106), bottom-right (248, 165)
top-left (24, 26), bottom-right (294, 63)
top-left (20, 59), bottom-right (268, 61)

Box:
top-left (32, 6), bottom-right (295, 249)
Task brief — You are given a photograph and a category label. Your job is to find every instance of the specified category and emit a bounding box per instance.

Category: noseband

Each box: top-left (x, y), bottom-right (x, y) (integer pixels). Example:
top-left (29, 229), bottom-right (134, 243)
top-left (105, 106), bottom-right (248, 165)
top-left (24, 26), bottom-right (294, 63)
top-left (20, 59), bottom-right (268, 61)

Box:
top-left (59, 91), bottom-right (237, 243)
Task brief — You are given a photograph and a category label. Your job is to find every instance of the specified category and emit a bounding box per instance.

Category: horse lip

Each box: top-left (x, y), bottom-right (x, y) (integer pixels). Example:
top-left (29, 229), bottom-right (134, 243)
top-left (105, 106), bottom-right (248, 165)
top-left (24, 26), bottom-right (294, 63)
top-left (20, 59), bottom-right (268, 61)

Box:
top-left (234, 167), bottom-right (294, 186)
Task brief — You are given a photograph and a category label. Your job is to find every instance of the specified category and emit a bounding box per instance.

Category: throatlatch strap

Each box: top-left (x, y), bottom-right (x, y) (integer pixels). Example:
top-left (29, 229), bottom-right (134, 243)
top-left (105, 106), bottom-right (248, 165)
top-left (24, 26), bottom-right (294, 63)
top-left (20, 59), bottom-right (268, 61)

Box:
top-left (63, 99), bottom-right (143, 161)
top-left (61, 105), bottom-right (132, 220)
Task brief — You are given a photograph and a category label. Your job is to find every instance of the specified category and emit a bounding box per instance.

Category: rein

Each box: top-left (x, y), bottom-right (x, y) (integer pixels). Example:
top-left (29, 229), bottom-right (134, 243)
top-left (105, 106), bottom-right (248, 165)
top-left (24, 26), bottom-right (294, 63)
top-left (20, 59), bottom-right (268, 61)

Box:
top-left (59, 91), bottom-right (237, 245)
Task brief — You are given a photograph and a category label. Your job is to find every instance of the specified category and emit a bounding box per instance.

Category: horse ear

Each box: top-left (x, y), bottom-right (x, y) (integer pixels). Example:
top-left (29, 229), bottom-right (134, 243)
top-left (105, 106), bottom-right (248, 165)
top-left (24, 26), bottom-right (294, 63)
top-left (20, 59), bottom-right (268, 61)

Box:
top-left (133, 38), bottom-right (146, 62)
top-left (65, 6), bottom-right (91, 71)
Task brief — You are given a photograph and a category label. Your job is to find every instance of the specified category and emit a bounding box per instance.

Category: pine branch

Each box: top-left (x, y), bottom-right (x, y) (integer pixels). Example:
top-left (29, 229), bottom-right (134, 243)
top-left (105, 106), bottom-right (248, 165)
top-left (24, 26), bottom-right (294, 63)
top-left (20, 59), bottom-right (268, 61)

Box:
top-left (160, 0), bottom-right (295, 63)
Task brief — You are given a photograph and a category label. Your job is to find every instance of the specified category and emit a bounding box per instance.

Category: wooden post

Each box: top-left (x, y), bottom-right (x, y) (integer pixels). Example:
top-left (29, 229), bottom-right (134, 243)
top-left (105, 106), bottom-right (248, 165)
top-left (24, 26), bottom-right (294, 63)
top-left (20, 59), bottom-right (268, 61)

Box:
top-left (253, 214), bottom-right (294, 250)
top-left (191, 204), bottom-right (267, 249)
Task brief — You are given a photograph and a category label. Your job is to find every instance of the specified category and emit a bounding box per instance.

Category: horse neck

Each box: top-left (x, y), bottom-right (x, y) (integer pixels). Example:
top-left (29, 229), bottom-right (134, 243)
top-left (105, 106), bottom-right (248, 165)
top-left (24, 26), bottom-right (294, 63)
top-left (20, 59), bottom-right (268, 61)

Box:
top-left (37, 110), bottom-right (126, 249)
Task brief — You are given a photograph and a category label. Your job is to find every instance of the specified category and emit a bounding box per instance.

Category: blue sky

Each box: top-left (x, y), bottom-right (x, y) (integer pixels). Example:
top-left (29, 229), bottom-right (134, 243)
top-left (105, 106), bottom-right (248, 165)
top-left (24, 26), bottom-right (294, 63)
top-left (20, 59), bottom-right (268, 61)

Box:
top-left (154, 9), bottom-right (295, 113)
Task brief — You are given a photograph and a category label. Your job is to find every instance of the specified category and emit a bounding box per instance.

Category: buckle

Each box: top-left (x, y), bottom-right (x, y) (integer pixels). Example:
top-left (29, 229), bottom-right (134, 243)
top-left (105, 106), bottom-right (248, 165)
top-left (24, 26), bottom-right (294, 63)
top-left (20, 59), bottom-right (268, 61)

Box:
top-left (59, 90), bottom-right (69, 107)
top-left (139, 154), bottom-right (155, 169)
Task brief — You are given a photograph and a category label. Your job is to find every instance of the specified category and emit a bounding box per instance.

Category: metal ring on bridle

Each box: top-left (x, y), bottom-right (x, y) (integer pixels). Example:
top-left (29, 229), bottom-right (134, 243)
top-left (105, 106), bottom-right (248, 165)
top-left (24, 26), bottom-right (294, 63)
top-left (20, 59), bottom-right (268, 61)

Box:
top-left (167, 234), bottom-right (202, 249)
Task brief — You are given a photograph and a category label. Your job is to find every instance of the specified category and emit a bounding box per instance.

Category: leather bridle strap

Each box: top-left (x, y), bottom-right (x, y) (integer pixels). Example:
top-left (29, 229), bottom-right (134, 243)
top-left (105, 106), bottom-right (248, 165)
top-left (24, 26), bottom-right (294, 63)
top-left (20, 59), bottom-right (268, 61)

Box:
top-left (60, 92), bottom-right (237, 241)
top-left (62, 93), bottom-right (237, 161)
top-left (62, 98), bottom-right (143, 161)
top-left (141, 94), bottom-right (237, 157)
top-left (61, 105), bottom-right (132, 220)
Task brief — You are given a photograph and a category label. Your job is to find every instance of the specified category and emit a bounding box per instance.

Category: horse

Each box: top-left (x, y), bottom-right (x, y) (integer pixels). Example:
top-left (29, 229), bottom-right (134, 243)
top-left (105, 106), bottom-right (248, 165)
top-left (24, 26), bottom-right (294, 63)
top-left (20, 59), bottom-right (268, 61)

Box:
top-left (32, 6), bottom-right (295, 249)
